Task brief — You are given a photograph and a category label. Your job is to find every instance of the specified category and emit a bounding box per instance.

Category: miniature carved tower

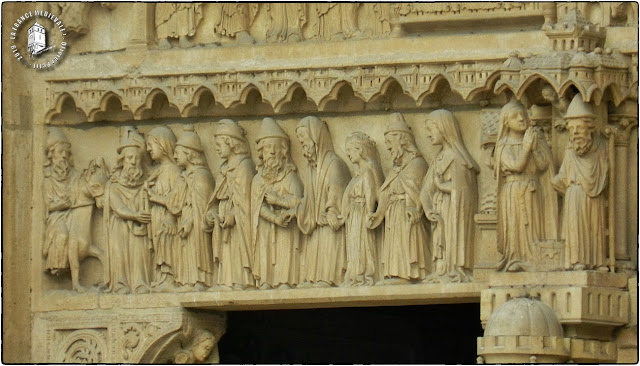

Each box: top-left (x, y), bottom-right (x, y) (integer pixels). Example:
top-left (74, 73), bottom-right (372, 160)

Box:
top-left (28, 22), bottom-right (46, 55)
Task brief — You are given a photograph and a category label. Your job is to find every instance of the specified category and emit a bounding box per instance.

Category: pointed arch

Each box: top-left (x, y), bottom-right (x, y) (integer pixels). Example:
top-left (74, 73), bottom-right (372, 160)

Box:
top-left (516, 73), bottom-right (560, 100)
top-left (227, 84), bottom-right (274, 116)
top-left (558, 79), bottom-right (588, 102)
top-left (466, 70), bottom-right (503, 102)
top-left (183, 86), bottom-right (224, 117)
top-left (318, 80), bottom-right (366, 112)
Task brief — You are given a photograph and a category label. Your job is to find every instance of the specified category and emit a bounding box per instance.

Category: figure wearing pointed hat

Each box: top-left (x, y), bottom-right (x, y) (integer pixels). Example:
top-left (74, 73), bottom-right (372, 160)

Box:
top-left (171, 125), bottom-right (215, 289)
top-left (145, 126), bottom-right (182, 291)
top-left (251, 117), bottom-right (303, 290)
top-left (104, 126), bottom-right (153, 294)
top-left (206, 119), bottom-right (257, 290)
top-left (295, 116), bottom-right (350, 288)
top-left (553, 95), bottom-right (609, 271)
top-left (368, 113), bottom-right (431, 284)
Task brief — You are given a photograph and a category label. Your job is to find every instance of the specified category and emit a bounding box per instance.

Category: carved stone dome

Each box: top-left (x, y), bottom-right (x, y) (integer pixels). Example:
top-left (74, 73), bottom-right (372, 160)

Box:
top-left (484, 297), bottom-right (563, 338)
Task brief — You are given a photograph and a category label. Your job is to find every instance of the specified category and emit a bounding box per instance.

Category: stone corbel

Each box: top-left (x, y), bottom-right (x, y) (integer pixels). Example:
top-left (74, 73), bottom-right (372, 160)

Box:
top-left (32, 307), bottom-right (225, 364)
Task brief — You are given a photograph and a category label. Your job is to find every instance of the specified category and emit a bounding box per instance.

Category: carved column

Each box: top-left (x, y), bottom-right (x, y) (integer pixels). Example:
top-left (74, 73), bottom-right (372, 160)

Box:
top-left (32, 307), bottom-right (226, 364)
top-left (608, 101), bottom-right (638, 270)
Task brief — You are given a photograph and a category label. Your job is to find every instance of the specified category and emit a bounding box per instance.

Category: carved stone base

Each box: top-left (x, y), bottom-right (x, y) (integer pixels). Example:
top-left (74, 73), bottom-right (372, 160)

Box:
top-left (32, 307), bottom-right (225, 363)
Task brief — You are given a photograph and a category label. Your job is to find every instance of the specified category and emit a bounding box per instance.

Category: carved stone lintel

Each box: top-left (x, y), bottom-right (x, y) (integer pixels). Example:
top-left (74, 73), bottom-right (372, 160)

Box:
top-left (32, 307), bottom-right (225, 364)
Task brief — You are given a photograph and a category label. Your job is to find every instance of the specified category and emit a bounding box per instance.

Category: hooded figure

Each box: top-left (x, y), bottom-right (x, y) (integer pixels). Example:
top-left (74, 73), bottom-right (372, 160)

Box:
top-left (494, 100), bottom-right (558, 272)
top-left (296, 116), bottom-right (351, 287)
top-left (251, 118), bottom-right (303, 290)
top-left (145, 126), bottom-right (182, 290)
top-left (420, 110), bottom-right (479, 283)
top-left (206, 119), bottom-right (256, 290)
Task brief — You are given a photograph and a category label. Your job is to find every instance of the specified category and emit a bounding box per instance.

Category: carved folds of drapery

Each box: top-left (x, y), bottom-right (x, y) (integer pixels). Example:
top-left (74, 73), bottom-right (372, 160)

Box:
top-left (32, 307), bottom-right (225, 363)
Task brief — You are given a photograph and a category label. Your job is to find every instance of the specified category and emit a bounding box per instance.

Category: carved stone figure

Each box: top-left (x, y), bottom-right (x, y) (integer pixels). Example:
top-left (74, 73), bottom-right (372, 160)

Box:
top-left (495, 101), bottom-right (558, 272)
top-left (156, 3), bottom-right (203, 49)
top-left (171, 126), bottom-right (215, 290)
top-left (213, 3), bottom-right (258, 44)
top-left (340, 132), bottom-right (384, 286)
top-left (368, 113), bottom-right (430, 284)
top-left (552, 96), bottom-right (609, 271)
top-left (266, 3), bottom-right (306, 43)
top-left (206, 119), bottom-right (256, 290)
top-left (104, 127), bottom-right (152, 294)
top-left (173, 330), bottom-right (216, 364)
top-left (420, 110), bottom-right (479, 283)
top-left (312, 3), bottom-right (361, 41)
top-left (145, 127), bottom-right (181, 291)
top-left (295, 116), bottom-right (350, 288)
top-left (541, 85), bottom-right (569, 131)
top-left (251, 118), bottom-right (303, 290)
top-left (43, 127), bottom-right (108, 292)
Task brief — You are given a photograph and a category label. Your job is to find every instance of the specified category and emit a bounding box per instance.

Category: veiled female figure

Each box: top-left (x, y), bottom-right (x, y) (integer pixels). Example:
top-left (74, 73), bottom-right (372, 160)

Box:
top-left (340, 132), bottom-right (384, 286)
top-left (420, 110), bottom-right (479, 283)
top-left (495, 101), bottom-right (558, 272)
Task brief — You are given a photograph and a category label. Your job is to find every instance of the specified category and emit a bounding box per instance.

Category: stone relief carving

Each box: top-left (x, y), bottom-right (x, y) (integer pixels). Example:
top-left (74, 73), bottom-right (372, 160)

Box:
top-left (206, 119), bottom-right (256, 290)
top-left (172, 125), bottom-right (216, 290)
top-left (552, 95), bottom-right (609, 272)
top-left (311, 3), bottom-right (361, 41)
top-left (252, 118), bottom-right (303, 290)
top-left (368, 113), bottom-right (431, 285)
top-left (340, 132), bottom-right (384, 287)
top-left (172, 330), bottom-right (216, 364)
top-left (43, 127), bottom-right (109, 292)
top-left (421, 110), bottom-right (479, 283)
top-left (212, 3), bottom-right (259, 45)
top-left (265, 3), bottom-right (306, 43)
top-left (494, 101), bottom-right (558, 272)
top-left (296, 116), bottom-right (350, 288)
top-left (59, 329), bottom-right (107, 363)
top-left (145, 127), bottom-right (181, 291)
top-left (155, 3), bottom-right (203, 49)
top-left (105, 126), bottom-right (153, 294)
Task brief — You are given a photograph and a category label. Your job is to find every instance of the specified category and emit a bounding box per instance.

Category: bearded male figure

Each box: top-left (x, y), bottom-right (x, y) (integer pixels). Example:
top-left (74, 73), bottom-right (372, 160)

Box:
top-left (552, 95), bottom-right (609, 271)
top-left (252, 118), bottom-right (303, 290)
top-left (43, 127), bottom-right (107, 292)
top-left (104, 127), bottom-right (152, 294)
top-left (368, 113), bottom-right (431, 284)
top-left (295, 116), bottom-right (350, 288)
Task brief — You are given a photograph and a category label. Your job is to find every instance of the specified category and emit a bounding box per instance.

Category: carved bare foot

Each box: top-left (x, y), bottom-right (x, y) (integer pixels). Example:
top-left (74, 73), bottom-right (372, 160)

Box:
top-left (158, 38), bottom-right (171, 49)
top-left (73, 283), bottom-right (87, 293)
top-left (178, 36), bottom-right (193, 49)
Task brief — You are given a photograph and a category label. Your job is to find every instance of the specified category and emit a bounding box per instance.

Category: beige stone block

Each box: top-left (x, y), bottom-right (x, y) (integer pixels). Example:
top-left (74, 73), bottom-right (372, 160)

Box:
top-left (569, 338), bottom-right (617, 363)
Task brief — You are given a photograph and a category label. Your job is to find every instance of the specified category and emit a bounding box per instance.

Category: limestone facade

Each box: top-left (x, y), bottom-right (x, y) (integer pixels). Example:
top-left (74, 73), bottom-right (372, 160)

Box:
top-left (2, 2), bottom-right (638, 363)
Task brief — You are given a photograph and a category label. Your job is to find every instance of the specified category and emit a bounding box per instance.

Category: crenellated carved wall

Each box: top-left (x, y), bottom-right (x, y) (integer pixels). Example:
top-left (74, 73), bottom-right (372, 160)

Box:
top-left (2, 2), bottom-right (637, 363)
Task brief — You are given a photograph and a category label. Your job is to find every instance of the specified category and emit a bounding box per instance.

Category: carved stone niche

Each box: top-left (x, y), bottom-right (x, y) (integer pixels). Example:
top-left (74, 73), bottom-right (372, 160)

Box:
top-left (32, 307), bottom-right (225, 364)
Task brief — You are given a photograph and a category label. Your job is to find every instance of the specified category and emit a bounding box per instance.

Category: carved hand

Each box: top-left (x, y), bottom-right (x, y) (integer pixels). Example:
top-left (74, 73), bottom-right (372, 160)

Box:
top-left (367, 212), bottom-right (383, 229)
top-left (134, 211), bottom-right (151, 224)
top-left (326, 211), bottom-right (343, 231)
top-left (265, 190), bottom-right (279, 206)
top-left (426, 210), bottom-right (440, 222)
top-left (406, 207), bottom-right (422, 225)
top-left (221, 213), bottom-right (236, 228)
top-left (205, 209), bottom-right (220, 227)
top-left (523, 127), bottom-right (535, 151)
